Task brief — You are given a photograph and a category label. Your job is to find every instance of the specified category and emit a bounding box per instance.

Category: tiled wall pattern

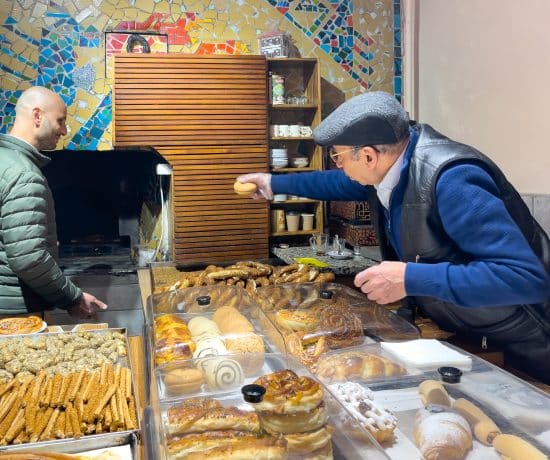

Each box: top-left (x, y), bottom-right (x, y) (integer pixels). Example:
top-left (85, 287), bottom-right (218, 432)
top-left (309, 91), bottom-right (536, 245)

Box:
top-left (0, 0), bottom-right (398, 150)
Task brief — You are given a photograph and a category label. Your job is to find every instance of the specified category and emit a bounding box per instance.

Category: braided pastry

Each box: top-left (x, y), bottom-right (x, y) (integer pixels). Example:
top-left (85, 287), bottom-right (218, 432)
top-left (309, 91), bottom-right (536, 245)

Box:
top-left (154, 314), bottom-right (196, 365)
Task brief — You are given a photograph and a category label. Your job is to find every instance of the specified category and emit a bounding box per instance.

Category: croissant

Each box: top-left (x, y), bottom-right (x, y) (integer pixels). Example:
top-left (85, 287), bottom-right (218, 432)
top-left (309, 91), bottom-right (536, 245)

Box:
top-left (413, 405), bottom-right (473, 460)
top-left (315, 351), bottom-right (406, 383)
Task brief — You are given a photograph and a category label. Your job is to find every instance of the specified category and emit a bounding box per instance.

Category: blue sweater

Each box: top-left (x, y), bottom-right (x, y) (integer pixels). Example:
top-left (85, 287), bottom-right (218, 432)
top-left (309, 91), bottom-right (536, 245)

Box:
top-left (272, 151), bottom-right (550, 308)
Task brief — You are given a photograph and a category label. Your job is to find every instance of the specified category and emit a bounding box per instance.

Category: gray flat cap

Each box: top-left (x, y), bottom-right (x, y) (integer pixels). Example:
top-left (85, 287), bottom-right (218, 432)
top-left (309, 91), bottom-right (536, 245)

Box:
top-left (313, 91), bottom-right (409, 146)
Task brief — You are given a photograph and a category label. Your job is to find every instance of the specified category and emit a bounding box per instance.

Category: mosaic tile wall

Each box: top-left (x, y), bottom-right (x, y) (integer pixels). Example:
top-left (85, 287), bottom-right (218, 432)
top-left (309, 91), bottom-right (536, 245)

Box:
top-left (0, 0), bottom-right (399, 150)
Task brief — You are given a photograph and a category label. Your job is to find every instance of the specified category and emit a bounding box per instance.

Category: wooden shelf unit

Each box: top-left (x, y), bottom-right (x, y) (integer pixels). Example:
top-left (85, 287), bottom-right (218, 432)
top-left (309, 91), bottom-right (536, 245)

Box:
top-left (267, 57), bottom-right (324, 238)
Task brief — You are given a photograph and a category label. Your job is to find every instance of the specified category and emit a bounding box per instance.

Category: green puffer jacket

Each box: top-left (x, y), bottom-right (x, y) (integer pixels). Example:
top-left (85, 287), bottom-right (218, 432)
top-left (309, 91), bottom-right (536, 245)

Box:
top-left (0, 134), bottom-right (82, 314)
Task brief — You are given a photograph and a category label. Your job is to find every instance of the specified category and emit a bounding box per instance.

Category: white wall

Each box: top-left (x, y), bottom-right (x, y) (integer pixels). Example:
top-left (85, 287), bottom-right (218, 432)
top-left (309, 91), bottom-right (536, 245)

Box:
top-left (403, 0), bottom-right (550, 194)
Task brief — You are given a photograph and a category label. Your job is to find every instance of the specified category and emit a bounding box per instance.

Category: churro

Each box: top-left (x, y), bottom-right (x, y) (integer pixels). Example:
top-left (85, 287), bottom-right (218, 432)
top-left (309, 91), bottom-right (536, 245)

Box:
top-left (40, 376), bottom-right (53, 408)
top-left (54, 409), bottom-right (66, 438)
top-left (30, 407), bottom-right (53, 442)
top-left (0, 395), bottom-right (21, 439)
top-left (50, 374), bottom-right (63, 408)
top-left (92, 384), bottom-right (117, 421)
top-left (65, 370), bottom-right (85, 405)
top-left (39, 407), bottom-right (59, 441)
top-left (2, 407), bottom-right (25, 445)
top-left (67, 403), bottom-right (81, 439)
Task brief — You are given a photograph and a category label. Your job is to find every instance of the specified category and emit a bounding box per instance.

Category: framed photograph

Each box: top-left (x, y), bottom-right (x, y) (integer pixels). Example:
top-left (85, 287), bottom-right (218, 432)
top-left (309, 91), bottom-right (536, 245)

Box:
top-left (105, 31), bottom-right (168, 77)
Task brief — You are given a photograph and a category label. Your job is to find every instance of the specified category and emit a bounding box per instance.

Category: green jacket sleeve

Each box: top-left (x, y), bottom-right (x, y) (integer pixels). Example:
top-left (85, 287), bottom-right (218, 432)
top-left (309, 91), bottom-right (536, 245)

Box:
top-left (2, 171), bottom-right (82, 309)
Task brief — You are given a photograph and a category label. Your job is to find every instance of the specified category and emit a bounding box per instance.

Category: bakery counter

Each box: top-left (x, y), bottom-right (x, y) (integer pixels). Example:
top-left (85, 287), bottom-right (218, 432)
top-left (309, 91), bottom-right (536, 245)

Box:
top-left (272, 245), bottom-right (380, 275)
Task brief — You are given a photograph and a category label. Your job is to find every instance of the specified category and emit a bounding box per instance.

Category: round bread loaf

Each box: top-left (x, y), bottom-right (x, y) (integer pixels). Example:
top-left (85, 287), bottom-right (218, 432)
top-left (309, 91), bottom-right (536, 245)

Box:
top-left (163, 367), bottom-right (204, 395)
top-left (233, 181), bottom-right (257, 196)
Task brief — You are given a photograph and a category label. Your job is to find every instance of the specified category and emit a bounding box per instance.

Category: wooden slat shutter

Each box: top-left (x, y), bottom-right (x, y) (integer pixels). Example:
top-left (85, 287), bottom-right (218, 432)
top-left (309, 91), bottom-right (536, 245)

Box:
top-left (113, 54), bottom-right (269, 264)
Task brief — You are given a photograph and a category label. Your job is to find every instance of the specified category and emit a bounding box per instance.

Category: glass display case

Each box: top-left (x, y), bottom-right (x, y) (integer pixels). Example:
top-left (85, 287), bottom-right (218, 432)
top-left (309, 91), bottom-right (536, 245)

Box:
top-left (143, 353), bottom-right (390, 460)
top-left (253, 282), bottom-right (420, 368)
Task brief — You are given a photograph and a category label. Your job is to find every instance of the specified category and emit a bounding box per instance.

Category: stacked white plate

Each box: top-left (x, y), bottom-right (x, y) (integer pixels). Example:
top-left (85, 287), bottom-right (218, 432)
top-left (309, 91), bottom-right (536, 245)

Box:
top-left (270, 148), bottom-right (288, 169)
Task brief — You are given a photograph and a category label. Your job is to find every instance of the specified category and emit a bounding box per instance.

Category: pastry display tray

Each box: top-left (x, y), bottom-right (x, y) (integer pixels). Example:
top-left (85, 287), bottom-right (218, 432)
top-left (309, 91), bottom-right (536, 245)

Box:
top-left (145, 353), bottom-right (390, 460)
top-left (0, 328), bottom-right (141, 454)
top-left (325, 350), bottom-right (550, 459)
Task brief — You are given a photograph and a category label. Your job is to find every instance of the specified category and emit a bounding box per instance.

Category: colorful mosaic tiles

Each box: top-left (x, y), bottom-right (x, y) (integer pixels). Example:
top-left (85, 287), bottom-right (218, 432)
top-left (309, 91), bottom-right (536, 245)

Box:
top-left (0, 0), bottom-right (400, 150)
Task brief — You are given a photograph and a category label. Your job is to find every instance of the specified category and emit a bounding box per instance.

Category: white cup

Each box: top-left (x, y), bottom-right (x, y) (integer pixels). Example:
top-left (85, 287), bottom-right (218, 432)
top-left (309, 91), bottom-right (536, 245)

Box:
top-left (273, 194), bottom-right (287, 202)
top-left (300, 126), bottom-right (313, 137)
top-left (301, 213), bottom-right (314, 231)
top-left (289, 125), bottom-right (301, 137)
top-left (285, 212), bottom-right (300, 232)
top-left (270, 125), bottom-right (280, 137)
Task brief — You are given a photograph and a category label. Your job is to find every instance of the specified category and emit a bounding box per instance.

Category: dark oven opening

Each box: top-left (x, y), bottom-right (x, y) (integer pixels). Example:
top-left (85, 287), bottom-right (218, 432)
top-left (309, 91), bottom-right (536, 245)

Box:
top-left (44, 147), bottom-right (168, 260)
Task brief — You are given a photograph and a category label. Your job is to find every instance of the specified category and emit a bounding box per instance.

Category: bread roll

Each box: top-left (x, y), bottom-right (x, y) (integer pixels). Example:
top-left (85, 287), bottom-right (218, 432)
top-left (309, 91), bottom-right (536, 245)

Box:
top-left (413, 405), bottom-right (472, 460)
top-left (163, 368), bottom-right (204, 396)
top-left (233, 181), bottom-right (257, 196)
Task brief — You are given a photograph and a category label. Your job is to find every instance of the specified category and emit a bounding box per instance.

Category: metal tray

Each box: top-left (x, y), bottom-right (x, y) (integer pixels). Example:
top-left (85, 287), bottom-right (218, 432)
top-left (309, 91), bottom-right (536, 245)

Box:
top-left (0, 328), bottom-right (141, 454)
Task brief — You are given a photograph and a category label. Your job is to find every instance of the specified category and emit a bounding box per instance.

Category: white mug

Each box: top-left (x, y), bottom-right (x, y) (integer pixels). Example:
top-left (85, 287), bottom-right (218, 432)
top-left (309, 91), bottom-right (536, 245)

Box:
top-left (300, 126), bottom-right (313, 137)
top-left (270, 125), bottom-right (280, 137)
top-left (289, 125), bottom-right (301, 137)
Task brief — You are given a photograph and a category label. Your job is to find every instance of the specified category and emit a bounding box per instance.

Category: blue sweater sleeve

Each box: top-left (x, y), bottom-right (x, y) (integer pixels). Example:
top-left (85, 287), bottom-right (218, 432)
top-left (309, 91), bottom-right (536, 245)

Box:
top-left (271, 169), bottom-right (370, 201)
top-left (405, 164), bottom-right (550, 307)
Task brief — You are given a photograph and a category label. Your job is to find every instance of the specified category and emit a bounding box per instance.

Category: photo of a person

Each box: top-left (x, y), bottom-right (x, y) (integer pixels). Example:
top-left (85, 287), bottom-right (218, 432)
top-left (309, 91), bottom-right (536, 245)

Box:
top-left (126, 34), bottom-right (151, 54)
top-left (105, 31), bottom-right (167, 77)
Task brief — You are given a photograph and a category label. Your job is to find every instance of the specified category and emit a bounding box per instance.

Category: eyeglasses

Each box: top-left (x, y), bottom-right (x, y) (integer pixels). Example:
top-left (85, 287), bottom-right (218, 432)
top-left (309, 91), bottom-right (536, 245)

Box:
top-left (328, 145), bottom-right (379, 163)
top-left (328, 146), bottom-right (360, 163)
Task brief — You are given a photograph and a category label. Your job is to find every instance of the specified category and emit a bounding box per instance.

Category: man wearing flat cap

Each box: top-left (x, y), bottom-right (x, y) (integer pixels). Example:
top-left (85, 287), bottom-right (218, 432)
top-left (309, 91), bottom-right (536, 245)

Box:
top-left (238, 91), bottom-right (550, 383)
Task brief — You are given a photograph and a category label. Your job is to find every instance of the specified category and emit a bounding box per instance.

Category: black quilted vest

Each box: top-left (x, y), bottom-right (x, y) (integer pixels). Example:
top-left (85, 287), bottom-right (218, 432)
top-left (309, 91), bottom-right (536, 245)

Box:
top-left (369, 124), bottom-right (550, 340)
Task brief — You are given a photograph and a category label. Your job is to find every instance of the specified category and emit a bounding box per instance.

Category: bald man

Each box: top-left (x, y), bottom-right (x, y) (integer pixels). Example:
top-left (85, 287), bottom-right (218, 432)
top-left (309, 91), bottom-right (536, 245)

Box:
top-left (0, 86), bottom-right (107, 317)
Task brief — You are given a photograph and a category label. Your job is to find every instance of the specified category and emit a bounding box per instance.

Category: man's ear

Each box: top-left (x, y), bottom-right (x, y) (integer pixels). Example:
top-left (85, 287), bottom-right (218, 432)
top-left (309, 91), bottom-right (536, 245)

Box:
top-left (363, 146), bottom-right (378, 167)
top-left (31, 107), bottom-right (42, 127)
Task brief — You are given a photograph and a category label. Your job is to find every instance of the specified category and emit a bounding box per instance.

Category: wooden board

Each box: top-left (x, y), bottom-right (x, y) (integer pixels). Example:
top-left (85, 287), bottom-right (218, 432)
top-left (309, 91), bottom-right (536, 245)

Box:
top-left (114, 54), bottom-right (269, 264)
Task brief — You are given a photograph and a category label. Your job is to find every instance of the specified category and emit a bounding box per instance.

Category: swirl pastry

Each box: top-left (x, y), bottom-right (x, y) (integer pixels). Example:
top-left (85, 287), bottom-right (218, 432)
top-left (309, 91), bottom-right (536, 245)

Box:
top-left (316, 351), bottom-right (406, 383)
top-left (329, 381), bottom-right (397, 443)
top-left (193, 337), bottom-right (228, 360)
top-left (252, 370), bottom-right (324, 414)
top-left (198, 356), bottom-right (244, 391)
top-left (318, 306), bottom-right (363, 348)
